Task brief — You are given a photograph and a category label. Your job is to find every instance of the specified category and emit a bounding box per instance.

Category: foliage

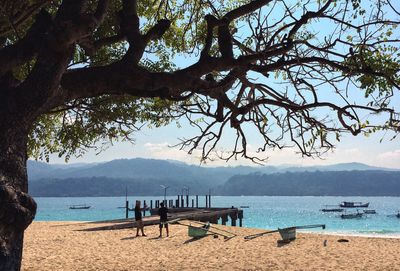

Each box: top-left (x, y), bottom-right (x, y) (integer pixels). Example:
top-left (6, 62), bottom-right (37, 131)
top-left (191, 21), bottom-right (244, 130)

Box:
top-left (1, 0), bottom-right (399, 164)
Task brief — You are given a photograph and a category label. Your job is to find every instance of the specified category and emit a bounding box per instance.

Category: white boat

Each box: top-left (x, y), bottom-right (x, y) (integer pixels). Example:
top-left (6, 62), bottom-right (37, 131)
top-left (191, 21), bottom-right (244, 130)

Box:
top-left (339, 201), bottom-right (369, 208)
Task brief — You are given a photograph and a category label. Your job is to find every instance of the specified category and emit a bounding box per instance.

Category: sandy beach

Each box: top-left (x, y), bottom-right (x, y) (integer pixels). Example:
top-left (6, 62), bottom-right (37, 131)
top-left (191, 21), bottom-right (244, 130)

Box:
top-left (22, 221), bottom-right (400, 271)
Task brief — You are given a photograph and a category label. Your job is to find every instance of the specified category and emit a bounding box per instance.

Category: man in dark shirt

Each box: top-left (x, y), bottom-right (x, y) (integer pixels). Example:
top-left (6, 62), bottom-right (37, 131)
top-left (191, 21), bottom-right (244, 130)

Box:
top-left (134, 200), bottom-right (146, 237)
top-left (158, 202), bottom-right (169, 237)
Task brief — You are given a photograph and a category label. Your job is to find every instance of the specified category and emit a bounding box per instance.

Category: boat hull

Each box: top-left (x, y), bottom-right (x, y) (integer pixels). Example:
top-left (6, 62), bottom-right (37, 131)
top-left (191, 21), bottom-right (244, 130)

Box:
top-left (69, 205), bottom-right (91, 210)
top-left (278, 227), bottom-right (296, 241)
top-left (188, 225), bottom-right (209, 238)
top-left (339, 202), bottom-right (369, 208)
top-left (321, 208), bottom-right (344, 212)
top-left (363, 210), bottom-right (376, 214)
top-left (341, 213), bottom-right (363, 219)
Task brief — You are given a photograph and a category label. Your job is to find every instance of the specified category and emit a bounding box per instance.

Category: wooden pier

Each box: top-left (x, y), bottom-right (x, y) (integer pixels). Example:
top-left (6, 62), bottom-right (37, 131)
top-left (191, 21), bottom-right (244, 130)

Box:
top-left (79, 193), bottom-right (244, 231)
top-left (82, 207), bottom-right (243, 232)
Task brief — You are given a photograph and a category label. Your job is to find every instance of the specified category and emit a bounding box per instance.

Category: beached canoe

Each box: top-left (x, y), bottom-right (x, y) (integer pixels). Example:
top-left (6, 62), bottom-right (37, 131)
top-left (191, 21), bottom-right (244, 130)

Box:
top-left (188, 224), bottom-right (210, 238)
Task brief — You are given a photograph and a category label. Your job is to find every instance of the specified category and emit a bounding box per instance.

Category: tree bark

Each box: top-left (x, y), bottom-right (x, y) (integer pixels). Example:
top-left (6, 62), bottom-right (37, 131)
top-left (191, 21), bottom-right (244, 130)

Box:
top-left (0, 101), bottom-right (37, 271)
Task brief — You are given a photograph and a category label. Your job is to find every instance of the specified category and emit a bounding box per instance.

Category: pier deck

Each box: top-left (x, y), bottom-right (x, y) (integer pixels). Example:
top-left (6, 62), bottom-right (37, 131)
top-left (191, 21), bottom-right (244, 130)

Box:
top-left (81, 208), bottom-right (243, 231)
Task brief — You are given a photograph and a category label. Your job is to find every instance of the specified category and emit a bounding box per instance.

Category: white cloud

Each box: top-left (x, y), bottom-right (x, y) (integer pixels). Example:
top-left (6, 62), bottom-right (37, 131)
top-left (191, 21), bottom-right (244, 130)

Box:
top-left (143, 142), bottom-right (205, 164)
top-left (378, 149), bottom-right (400, 159)
top-left (377, 150), bottom-right (400, 169)
top-left (141, 142), bottom-right (369, 167)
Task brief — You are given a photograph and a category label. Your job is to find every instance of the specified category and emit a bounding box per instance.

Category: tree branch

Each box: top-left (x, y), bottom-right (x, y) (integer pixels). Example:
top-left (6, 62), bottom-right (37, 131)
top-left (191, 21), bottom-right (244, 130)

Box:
top-left (0, 9), bottom-right (52, 76)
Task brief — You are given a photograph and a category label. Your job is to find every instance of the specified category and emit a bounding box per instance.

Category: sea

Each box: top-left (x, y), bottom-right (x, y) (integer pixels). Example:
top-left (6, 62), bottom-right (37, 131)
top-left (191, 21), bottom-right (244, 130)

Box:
top-left (34, 196), bottom-right (400, 237)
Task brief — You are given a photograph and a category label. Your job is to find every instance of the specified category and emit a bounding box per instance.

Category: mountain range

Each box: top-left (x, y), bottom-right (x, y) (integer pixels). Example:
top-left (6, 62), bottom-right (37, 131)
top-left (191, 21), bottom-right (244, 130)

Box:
top-left (27, 158), bottom-right (400, 197)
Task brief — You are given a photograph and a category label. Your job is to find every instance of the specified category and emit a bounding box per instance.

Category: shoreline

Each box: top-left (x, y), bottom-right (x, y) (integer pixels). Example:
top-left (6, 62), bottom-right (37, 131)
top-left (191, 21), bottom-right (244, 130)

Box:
top-left (302, 230), bottom-right (400, 239)
top-left (32, 220), bottom-right (400, 239)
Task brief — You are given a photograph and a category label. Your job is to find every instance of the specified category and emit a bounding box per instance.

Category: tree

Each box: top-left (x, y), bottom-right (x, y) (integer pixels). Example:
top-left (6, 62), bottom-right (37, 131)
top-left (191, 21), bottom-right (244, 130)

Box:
top-left (0, 0), bottom-right (399, 269)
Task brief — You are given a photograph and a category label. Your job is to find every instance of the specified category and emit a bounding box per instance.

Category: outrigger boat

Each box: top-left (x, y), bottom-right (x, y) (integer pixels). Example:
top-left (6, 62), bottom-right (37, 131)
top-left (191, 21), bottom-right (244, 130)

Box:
top-left (320, 205), bottom-right (344, 212)
top-left (174, 220), bottom-right (237, 241)
top-left (244, 224), bottom-right (326, 242)
top-left (363, 209), bottom-right (376, 214)
top-left (188, 223), bottom-right (210, 238)
top-left (340, 211), bottom-right (363, 219)
top-left (69, 204), bottom-right (91, 210)
top-left (339, 201), bottom-right (369, 208)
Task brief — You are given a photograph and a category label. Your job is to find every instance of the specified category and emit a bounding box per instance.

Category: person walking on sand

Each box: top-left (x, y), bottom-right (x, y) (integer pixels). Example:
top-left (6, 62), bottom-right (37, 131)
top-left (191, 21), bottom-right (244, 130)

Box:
top-left (134, 200), bottom-right (146, 237)
top-left (158, 202), bottom-right (169, 237)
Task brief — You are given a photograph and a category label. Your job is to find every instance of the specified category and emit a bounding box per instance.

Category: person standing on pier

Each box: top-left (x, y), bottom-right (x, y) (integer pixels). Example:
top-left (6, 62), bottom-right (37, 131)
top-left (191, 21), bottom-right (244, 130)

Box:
top-left (134, 200), bottom-right (146, 237)
top-left (158, 202), bottom-right (169, 237)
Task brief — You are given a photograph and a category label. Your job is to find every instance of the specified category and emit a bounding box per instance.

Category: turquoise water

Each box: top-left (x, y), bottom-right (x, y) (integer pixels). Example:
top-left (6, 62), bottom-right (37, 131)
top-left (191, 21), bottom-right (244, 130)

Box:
top-left (34, 196), bottom-right (400, 237)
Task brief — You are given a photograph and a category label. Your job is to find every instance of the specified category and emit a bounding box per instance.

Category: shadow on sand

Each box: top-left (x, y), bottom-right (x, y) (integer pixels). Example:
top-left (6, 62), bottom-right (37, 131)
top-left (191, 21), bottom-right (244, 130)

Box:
top-left (121, 236), bottom-right (137, 241)
top-left (277, 240), bottom-right (291, 247)
top-left (183, 236), bottom-right (207, 244)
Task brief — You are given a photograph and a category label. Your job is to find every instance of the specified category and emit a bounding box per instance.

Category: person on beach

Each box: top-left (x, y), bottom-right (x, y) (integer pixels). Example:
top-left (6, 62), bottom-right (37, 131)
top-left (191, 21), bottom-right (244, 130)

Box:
top-left (158, 202), bottom-right (169, 237)
top-left (134, 200), bottom-right (146, 237)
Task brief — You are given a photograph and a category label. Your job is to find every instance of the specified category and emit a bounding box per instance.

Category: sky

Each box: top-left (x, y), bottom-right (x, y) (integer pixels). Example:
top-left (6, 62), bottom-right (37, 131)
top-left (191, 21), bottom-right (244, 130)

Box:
top-left (47, 1), bottom-right (400, 169)
top-left (47, 120), bottom-right (400, 169)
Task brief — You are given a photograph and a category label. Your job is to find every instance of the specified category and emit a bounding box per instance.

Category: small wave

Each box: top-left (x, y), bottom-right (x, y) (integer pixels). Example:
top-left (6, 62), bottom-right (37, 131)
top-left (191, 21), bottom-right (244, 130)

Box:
top-left (357, 229), bottom-right (398, 235)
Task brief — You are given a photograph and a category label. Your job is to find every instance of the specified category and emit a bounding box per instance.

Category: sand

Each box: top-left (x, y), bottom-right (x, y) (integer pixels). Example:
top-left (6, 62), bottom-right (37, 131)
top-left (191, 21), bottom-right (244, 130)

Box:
top-left (22, 221), bottom-right (400, 271)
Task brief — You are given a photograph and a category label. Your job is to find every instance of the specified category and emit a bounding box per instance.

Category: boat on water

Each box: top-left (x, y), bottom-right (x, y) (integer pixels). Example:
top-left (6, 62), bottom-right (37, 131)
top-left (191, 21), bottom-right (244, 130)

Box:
top-left (341, 212), bottom-right (363, 219)
top-left (320, 205), bottom-right (344, 212)
top-left (397, 212), bottom-right (400, 218)
top-left (363, 209), bottom-right (376, 214)
top-left (321, 208), bottom-right (344, 212)
top-left (339, 201), bottom-right (369, 208)
top-left (69, 204), bottom-right (91, 210)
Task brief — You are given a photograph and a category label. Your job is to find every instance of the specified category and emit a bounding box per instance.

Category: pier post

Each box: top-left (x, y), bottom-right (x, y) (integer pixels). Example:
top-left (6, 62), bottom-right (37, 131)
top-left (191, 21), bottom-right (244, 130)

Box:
top-left (176, 199), bottom-right (179, 208)
top-left (238, 210), bottom-right (243, 227)
top-left (205, 195), bottom-right (208, 208)
top-left (210, 216), bottom-right (219, 224)
top-left (143, 200), bottom-right (146, 216)
top-left (221, 215), bottom-right (228, 225)
top-left (125, 200), bottom-right (129, 219)
top-left (196, 195), bottom-right (198, 208)
top-left (230, 212), bottom-right (238, 226)
top-left (150, 200), bottom-right (153, 209)
top-left (186, 195), bottom-right (189, 207)
top-left (192, 199), bottom-right (194, 208)
top-left (208, 194), bottom-right (211, 208)
top-left (181, 195), bottom-right (184, 208)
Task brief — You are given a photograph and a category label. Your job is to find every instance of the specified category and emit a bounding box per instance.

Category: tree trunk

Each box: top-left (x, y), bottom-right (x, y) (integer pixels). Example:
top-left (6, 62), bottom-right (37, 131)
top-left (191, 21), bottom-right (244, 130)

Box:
top-left (0, 113), bottom-right (37, 271)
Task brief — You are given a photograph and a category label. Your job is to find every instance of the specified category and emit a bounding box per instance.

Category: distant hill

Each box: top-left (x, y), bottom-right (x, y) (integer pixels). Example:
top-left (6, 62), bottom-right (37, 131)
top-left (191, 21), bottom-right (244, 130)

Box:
top-left (280, 162), bottom-right (395, 172)
top-left (28, 158), bottom-right (398, 181)
top-left (27, 158), bottom-right (400, 197)
top-left (29, 176), bottom-right (211, 197)
top-left (220, 170), bottom-right (400, 196)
